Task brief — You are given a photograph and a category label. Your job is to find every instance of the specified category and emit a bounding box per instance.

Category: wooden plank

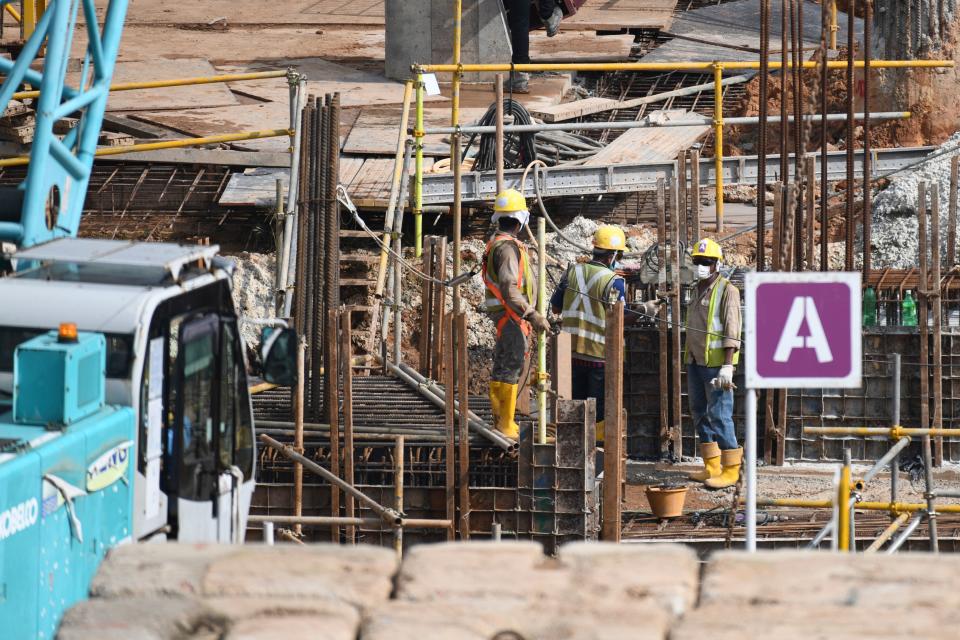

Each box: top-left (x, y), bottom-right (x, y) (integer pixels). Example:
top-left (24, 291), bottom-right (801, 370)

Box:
top-left (218, 158), bottom-right (363, 207)
top-left (602, 300), bottom-right (625, 542)
top-left (529, 32), bottom-right (634, 62)
top-left (564, 0), bottom-right (676, 31)
top-left (73, 59), bottom-right (238, 112)
top-left (583, 115), bottom-right (709, 166)
top-left (529, 97), bottom-right (619, 123)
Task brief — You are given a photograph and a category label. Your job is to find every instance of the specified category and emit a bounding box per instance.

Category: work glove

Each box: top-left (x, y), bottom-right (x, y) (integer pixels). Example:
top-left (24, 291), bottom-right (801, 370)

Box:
top-left (527, 311), bottom-right (552, 334)
top-left (712, 364), bottom-right (736, 391)
top-left (640, 300), bottom-right (662, 317)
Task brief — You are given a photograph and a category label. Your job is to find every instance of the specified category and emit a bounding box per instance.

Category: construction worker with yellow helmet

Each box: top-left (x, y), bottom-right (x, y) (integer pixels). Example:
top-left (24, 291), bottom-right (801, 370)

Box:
top-left (550, 224), bottom-right (659, 443)
top-left (685, 237), bottom-right (742, 489)
top-left (482, 188), bottom-right (551, 439)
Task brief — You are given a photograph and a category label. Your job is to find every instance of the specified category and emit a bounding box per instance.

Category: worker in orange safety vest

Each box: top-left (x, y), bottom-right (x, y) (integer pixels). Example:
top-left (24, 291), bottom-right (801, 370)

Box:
top-left (481, 189), bottom-right (551, 438)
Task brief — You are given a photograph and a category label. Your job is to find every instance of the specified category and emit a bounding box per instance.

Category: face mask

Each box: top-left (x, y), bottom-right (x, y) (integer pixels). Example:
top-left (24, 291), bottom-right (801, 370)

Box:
top-left (696, 264), bottom-right (712, 280)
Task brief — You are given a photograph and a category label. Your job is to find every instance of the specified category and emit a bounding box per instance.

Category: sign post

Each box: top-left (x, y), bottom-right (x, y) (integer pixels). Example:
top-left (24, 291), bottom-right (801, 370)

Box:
top-left (743, 272), bottom-right (862, 551)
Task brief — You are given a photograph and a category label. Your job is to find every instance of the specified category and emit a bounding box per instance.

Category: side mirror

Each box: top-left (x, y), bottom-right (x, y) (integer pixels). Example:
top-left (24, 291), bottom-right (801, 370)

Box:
top-left (260, 327), bottom-right (298, 386)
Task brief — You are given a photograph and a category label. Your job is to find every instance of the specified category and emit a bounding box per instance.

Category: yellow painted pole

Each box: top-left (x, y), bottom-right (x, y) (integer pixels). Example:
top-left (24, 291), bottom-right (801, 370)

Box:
top-left (11, 70), bottom-right (288, 101)
top-left (451, 0), bottom-right (463, 313)
top-left (22, 0), bottom-right (37, 40)
top-left (754, 497), bottom-right (960, 514)
top-left (805, 426), bottom-right (960, 438)
top-left (5, 3), bottom-right (21, 23)
top-left (713, 62), bottom-right (724, 232)
top-left (830, 1), bottom-right (838, 50)
top-left (864, 512), bottom-right (911, 552)
top-left (415, 60), bottom-right (953, 73)
top-left (537, 215), bottom-right (548, 444)
top-left (0, 128), bottom-right (292, 167)
top-left (414, 74), bottom-right (425, 258)
top-left (838, 459), bottom-right (851, 551)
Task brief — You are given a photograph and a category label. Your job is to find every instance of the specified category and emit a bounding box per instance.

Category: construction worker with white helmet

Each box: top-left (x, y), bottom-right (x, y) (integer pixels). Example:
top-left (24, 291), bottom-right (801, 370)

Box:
top-left (550, 224), bottom-right (659, 443)
top-left (482, 188), bottom-right (551, 439)
top-left (685, 237), bottom-right (742, 489)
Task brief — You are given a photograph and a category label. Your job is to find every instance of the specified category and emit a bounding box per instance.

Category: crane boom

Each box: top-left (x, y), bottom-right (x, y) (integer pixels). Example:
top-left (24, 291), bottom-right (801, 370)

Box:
top-left (0, 0), bottom-right (128, 249)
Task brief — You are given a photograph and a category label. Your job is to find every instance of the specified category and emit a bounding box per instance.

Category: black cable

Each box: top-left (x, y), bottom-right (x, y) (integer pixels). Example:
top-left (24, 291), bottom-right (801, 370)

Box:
top-left (467, 99), bottom-right (539, 170)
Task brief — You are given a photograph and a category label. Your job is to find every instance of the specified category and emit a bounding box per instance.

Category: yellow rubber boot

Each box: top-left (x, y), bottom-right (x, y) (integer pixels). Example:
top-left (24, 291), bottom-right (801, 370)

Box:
top-left (494, 382), bottom-right (521, 439)
top-left (688, 441), bottom-right (722, 482)
top-left (488, 381), bottom-right (503, 424)
top-left (704, 447), bottom-right (743, 490)
top-left (596, 420), bottom-right (605, 444)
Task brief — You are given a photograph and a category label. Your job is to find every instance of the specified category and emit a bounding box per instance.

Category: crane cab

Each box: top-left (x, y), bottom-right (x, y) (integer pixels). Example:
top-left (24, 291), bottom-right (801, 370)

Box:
top-left (0, 238), bottom-right (257, 543)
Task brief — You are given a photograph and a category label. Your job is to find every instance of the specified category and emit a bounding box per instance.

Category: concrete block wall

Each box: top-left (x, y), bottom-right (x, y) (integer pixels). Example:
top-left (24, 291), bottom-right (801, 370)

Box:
top-left (59, 544), bottom-right (960, 639)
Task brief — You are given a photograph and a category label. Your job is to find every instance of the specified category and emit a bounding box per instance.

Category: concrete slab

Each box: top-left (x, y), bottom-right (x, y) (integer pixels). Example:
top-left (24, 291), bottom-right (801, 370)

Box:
top-left (132, 101), bottom-right (293, 153)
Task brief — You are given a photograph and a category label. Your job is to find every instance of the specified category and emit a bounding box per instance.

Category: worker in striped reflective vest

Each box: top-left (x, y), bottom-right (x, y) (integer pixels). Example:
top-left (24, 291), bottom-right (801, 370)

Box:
top-left (685, 238), bottom-right (743, 489)
top-left (482, 189), bottom-right (551, 439)
top-left (550, 225), bottom-right (658, 443)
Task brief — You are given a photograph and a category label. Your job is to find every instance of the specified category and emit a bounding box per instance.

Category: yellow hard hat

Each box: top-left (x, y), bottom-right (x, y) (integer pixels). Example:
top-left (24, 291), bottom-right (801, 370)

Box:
top-left (692, 237), bottom-right (723, 261)
top-left (594, 225), bottom-right (627, 251)
top-left (494, 189), bottom-right (527, 213)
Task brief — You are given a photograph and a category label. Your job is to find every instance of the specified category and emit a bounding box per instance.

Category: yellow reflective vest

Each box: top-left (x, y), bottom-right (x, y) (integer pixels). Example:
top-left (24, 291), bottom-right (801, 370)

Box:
top-left (684, 276), bottom-right (741, 367)
top-left (560, 262), bottom-right (621, 360)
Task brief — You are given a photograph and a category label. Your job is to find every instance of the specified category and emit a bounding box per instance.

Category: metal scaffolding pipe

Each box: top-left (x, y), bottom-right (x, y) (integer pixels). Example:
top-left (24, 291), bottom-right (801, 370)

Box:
top-left (755, 498), bottom-right (960, 513)
top-left (421, 112), bottom-right (909, 136)
top-left (414, 60), bottom-right (953, 73)
top-left (385, 360), bottom-right (516, 452)
top-left (885, 514), bottom-right (924, 553)
top-left (865, 512), bottom-right (911, 552)
top-left (259, 434), bottom-right (403, 525)
top-left (11, 69), bottom-right (289, 100)
top-left (248, 514), bottom-right (454, 529)
top-left (858, 436), bottom-right (912, 488)
top-left (0, 128), bottom-right (293, 168)
top-left (804, 426), bottom-right (960, 437)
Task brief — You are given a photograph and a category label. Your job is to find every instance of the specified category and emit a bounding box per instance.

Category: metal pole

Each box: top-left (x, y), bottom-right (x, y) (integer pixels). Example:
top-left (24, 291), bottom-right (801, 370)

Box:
top-left (922, 434), bottom-right (939, 551)
top-left (860, 436), bottom-right (911, 486)
top-left (746, 388), bottom-right (757, 551)
top-left (492, 522), bottom-right (502, 541)
top-left (259, 434), bottom-right (403, 525)
top-left (280, 78), bottom-right (305, 318)
top-left (713, 62), bottom-right (725, 232)
top-left (838, 448), bottom-right (852, 551)
top-left (495, 73), bottom-right (505, 194)
top-left (414, 75), bottom-right (425, 257)
top-left (891, 353), bottom-right (901, 505)
top-left (422, 112), bottom-right (911, 136)
top-left (845, 0), bottom-right (856, 271)
top-left (415, 60), bottom-right (953, 74)
top-left (885, 514), bottom-right (923, 553)
top-left (830, 0), bottom-right (838, 50)
top-left (805, 519), bottom-right (834, 549)
top-left (263, 521), bottom-right (275, 546)
top-left (846, 448), bottom-right (856, 551)
top-left (342, 310), bottom-right (356, 542)
top-left (537, 215), bottom-right (547, 444)
top-left (293, 336), bottom-right (306, 535)
top-left (394, 435), bottom-right (405, 557)
top-left (865, 512), bottom-right (910, 552)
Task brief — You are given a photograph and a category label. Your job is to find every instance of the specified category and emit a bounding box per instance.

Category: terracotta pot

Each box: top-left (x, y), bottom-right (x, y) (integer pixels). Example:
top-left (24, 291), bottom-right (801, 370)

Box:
top-left (645, 485), bottom-right (688, 519)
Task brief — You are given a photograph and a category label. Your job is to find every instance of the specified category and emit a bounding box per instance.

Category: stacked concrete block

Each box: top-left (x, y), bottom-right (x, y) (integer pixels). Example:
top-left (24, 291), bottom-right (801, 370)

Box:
top-left (673, 550), bottom-right (960, 640)
top-left (59, 544), bottom-right (397, 640)
top-left (362, 541), bottom-right (698, 639)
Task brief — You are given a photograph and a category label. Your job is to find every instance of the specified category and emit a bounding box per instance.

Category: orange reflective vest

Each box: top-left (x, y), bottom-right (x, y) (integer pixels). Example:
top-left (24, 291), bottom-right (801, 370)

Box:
top-left (481, 233), bottom-right (536, 338)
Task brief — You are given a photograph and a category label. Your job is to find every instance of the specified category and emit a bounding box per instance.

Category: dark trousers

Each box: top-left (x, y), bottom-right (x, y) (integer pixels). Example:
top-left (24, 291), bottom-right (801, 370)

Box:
top-left (572, 360), bottom-right (606, 424)
top-left (504, 0), bottom-right (557, 64)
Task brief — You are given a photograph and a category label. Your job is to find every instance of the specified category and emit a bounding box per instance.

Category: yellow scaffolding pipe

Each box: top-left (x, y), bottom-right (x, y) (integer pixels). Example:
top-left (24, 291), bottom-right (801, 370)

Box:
top-left (754, 497), bottom-right (960, 514)
top-left (713, 62), bottom-right (724, 232)
top-left (830, 1), bottom-right (839, 50)
top-left (451, 0), bottom-right (463, 311)
top-left (864, 512), bottom-right (911, 552)
top-left (5, 3), bottom-right (21, 23)
top-left (10, 70), bottom-right (288, 101)
top-left (22, 0), bottom-right (44, 40)
top-left (0, 128), bottom-right (292, 167)
top-left (415, 60), bottom-right (952, 73)
top-left (804, 426), bottom-right (960, 438)
top-left (838, 458), bottom-right (851, 551)
top-left (414, 75), bottom-right (425, 258)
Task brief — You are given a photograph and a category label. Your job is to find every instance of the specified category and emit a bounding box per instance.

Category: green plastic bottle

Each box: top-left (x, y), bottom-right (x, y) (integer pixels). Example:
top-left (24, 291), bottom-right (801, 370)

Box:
top-left (862, 286), bottom-right (877, 327)
top-left (902, 290), bottom-right (918, 327)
